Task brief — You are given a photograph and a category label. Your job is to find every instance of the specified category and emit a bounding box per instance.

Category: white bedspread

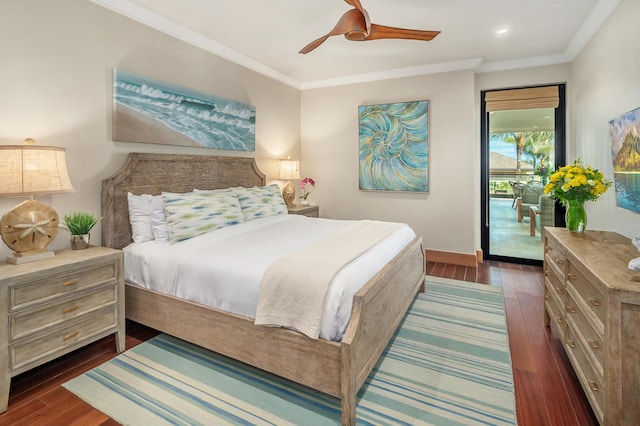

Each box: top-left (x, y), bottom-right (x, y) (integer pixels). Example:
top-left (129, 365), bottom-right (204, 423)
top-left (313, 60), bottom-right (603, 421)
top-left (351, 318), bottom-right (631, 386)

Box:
top-left (123, 214), bottom-right (416, 341)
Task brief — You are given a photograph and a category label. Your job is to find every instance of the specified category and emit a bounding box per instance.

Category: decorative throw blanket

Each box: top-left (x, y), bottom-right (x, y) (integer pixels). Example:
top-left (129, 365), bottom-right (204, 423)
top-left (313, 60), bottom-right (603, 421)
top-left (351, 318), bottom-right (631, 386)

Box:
top-left (254, 220), bottom-right (403, 339)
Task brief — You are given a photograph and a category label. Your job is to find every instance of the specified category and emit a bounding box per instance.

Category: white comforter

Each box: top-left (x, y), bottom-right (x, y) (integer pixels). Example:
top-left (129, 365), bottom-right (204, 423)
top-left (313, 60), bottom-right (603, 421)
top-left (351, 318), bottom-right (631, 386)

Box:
top-left (123, 214), bottom-right (416, 341)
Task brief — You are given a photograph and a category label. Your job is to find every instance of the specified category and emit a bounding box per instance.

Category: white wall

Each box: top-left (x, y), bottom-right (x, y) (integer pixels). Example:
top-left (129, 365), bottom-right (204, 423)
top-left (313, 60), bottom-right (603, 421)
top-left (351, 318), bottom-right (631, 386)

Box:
top-left (0, 0), bottom-right (301, 259)
top-left (570, 0), bottom-right (640, 239)
top-left (301, 71), bottom-right (477, 256)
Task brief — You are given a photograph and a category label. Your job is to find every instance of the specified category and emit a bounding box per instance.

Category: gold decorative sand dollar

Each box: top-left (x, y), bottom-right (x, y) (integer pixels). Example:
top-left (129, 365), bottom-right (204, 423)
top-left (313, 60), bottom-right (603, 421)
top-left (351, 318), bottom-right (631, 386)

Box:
top-left (0, 200), bottom-right (59, 253)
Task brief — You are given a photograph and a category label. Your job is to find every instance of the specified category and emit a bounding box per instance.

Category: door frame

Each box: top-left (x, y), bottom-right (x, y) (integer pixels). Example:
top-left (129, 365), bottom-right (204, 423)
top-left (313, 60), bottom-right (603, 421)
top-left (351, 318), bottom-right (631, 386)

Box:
top-left (480, 84), bottom-right (566, 265)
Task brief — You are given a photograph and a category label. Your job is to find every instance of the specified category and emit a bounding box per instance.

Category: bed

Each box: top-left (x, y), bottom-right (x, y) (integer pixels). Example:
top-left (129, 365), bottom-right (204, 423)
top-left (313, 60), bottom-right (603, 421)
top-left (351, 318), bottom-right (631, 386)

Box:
top-left (101, 153), bottom-right (426, 425)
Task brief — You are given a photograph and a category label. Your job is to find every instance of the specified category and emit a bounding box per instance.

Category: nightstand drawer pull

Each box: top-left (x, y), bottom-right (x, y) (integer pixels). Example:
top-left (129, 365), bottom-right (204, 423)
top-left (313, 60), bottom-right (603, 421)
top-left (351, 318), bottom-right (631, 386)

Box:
top-left (63, 331), bottom-right (79, 341)
top-left (556, 259), bottom-right (565, 264)
top-left (588, 339), bottom-right (600, 350)
top-left (555, 286), bottom-right (564, 294)
top-left (63, 279), bottom-right (79, 287)
top-left (567, 339), bottom-right (576, 348)
top-left (567, 306), bottom-right (577, 314)
top-left (588, 297), bottom-right (601, 307)
top-left (567, 273), bottom-right (577, 280)
top-left (556, 316), bottom-right (564, 324)
top-left (63, 306), bottom-right (79, 314)
top-left (588, 381), bottom-right (600, 392)
top-left (544, 294), bottom-right (551, 301)
top-left (544, 270), bottom-right (551, 277)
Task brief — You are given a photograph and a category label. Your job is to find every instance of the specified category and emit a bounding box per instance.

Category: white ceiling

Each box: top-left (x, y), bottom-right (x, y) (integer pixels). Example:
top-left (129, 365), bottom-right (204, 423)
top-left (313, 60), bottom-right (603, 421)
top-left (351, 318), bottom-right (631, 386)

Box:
top-left (91, 0), bottom-right (620, 89)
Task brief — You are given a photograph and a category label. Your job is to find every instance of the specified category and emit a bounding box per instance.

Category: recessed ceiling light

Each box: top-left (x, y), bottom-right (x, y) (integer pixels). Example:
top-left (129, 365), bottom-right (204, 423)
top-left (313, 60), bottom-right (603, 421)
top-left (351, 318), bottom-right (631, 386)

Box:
top-left (496, 28), bottom-right (508, 36)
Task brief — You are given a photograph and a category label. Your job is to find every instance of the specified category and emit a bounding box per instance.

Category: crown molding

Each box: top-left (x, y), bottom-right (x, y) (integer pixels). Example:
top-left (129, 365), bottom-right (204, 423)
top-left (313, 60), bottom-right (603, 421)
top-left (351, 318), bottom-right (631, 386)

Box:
top-left (300, 58), bottom-right (483, 90)
top-left (564, 0), bottom-right (622, 59)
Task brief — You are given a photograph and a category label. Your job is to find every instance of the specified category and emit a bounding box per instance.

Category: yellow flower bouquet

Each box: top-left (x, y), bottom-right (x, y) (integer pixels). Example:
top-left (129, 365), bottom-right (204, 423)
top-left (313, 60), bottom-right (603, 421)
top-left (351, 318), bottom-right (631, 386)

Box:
top-left (544, 158), bottom-right (611, 205)
top-left (544, 158), bottom-right (612, 232)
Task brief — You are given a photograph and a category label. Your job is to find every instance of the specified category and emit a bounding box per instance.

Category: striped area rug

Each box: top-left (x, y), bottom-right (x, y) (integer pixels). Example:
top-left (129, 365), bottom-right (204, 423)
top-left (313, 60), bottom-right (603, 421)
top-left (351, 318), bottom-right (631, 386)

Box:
top-left (63, 276), bottom-right (516, 425)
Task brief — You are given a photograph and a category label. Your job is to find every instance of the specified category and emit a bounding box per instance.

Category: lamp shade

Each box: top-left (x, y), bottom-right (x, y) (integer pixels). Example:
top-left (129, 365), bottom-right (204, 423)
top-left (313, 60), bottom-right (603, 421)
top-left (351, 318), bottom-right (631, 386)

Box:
top-left (0, 145), bottom-right (74, 197)
top-left (278, 159), bottom-right (300, 180)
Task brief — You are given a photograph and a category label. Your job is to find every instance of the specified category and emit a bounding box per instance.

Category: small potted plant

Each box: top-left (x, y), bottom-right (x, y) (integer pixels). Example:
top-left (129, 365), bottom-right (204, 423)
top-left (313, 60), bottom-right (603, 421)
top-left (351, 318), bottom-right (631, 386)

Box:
top-left (61, 211), bottom-right (102, 250)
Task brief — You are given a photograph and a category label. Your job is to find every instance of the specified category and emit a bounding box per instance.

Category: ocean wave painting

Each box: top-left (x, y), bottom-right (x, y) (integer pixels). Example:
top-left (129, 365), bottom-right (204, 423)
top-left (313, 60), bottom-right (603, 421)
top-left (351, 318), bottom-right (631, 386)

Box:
top-left (113, 69), bottom-right (255, 151)
top-left (359, 100), bottom-right (429, 192)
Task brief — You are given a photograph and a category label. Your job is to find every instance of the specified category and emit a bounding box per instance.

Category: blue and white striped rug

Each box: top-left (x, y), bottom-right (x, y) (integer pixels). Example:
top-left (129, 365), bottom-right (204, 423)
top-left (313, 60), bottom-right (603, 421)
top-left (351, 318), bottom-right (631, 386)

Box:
top-left (64, 276), bottom-right (516, 425)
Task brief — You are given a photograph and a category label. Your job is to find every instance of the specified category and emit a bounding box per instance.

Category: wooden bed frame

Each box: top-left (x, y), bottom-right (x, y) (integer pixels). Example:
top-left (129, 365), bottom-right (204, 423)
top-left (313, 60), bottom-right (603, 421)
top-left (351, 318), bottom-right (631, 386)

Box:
top-left (101, 153), bottom-right (426, 425)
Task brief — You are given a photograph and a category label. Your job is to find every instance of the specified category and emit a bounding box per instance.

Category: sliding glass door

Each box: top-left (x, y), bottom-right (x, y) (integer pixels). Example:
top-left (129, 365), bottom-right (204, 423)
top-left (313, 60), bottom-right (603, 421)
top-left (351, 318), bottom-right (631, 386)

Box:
top-left (481, 85), bottom-right (566, 264)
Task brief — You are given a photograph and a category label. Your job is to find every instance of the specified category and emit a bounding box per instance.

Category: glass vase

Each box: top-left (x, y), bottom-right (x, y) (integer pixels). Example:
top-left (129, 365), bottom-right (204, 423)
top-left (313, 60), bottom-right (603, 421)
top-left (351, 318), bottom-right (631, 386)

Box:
top-left (565, 200), bottom-right (587, 233)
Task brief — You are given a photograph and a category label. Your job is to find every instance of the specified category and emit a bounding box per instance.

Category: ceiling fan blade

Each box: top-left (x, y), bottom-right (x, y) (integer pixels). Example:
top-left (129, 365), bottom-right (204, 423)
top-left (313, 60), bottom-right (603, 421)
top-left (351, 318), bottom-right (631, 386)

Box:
top-left (343, 0), bottom-right (370, 33)
top-left (299, 35), bottom-right (331, 54)
top-left (344, 0), bottom-right (364, 13)
top-left (366, 23), bottom-right (440, 41)
top-left (299, 9), bottom-right (367, 54)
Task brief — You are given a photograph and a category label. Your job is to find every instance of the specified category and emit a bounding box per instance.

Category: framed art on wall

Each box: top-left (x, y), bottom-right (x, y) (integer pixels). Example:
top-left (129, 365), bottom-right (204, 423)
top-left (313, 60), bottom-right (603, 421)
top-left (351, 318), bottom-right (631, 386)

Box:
top-left (113, 69), bottom-right (256, 151)
top-left (610, 106), bottom-right (640, 214)
top-left (358, 100), bottom-right (429, 192)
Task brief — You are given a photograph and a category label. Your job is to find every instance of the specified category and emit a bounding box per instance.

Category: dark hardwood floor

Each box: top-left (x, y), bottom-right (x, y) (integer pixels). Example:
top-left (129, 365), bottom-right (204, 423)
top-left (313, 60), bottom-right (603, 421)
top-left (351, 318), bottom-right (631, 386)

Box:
top-left (0, 260), bottom-right (597, 425)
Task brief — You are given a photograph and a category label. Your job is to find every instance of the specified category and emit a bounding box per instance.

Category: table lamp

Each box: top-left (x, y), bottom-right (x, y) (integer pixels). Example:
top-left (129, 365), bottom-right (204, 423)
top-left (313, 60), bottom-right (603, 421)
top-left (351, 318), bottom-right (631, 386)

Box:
top-left (279, 158), bottom-right (300, 207)
top-left (0, 139), bottom-right (74, 264)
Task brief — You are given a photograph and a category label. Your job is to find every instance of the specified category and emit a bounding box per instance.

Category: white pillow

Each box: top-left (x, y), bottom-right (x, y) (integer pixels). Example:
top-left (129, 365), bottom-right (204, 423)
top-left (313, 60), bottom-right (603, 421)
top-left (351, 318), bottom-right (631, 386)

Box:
top-left (127, 192), bottom-right (154, 244)
top-left (150, 195), bottom-right (170, 241)
top-left (161, 190), bottom-right (245, 243)
top-left (232, 184), bottom-right (288, 221)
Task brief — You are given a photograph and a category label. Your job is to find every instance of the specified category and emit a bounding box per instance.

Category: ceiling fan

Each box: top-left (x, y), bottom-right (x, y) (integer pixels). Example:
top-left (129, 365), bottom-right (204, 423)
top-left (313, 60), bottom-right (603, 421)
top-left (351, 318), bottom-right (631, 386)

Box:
top-left (299, 0), bottom-right (440, 54)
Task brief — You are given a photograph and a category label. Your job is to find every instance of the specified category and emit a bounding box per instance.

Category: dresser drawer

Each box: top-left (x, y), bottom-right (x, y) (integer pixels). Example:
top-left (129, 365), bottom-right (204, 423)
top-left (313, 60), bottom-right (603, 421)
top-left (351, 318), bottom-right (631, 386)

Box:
top-left (545, 238), bottom-right (567, 275)
top-left (10, 285), bottom-right (118, 341)
top-left (565, 323), bottom-right (605, 424)
top-left (545, 269), bottom-right (565, 302)
top-left (565, 287), bottom-right (604, 376)
top-left (567, 264), bottom-right (605, 328)
top-left (9, 262), bottom-right (117, 311)
top-left (544, 280), bottom-right (566, 338)
top-left (9, 308), bottom-right (118, 372)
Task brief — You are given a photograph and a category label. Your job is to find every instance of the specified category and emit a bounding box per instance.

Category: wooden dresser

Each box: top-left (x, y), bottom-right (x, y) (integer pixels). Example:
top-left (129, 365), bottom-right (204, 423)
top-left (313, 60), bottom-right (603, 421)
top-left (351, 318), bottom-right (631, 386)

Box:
top-left (0, 247), bottom-right (125, 413)
top-left (543, 228), bottom-right (640, 425)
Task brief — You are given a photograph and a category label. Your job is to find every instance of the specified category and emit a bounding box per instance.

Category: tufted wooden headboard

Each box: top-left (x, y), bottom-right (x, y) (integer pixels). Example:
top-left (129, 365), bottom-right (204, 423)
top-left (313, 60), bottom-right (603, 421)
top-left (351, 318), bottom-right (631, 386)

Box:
top-left (101, 153), bottom-right (266, 249)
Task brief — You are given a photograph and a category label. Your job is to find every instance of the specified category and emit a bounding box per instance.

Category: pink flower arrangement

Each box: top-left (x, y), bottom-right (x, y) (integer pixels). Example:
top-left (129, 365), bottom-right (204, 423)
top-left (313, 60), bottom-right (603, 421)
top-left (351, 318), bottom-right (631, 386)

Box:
top-left (299, 177), bottom-right (315, 200)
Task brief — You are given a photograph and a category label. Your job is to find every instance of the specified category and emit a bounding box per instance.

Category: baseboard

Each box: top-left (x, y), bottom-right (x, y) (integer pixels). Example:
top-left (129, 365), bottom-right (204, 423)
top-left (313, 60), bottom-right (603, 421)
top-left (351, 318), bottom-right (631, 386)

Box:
top-left (425, 249), bottom-right (478, 268)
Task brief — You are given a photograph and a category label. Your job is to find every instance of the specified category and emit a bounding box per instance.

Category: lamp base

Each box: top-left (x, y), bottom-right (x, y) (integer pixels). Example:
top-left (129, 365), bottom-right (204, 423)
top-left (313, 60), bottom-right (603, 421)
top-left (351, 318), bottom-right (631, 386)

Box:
top-left (0, 199), bottom-right (60, 262)
top-left (6, 248), bottom-right (55, 265)
top-left (282, 181), bottom-right (296, 207)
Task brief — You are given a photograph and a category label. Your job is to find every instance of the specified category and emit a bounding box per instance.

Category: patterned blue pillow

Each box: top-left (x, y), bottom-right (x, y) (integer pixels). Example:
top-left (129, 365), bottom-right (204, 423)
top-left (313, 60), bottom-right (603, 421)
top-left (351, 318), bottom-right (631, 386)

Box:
top-left (161, 190), bottom-right (244, 243)
top-left (232, 184), bottom-right (287, 221)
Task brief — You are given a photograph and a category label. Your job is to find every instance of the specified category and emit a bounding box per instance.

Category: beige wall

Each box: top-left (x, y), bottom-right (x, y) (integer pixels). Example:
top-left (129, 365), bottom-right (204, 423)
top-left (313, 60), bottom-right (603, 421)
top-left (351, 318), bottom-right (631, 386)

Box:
top-left (0, 0), bottom-right (300, 259)
top-left (301, 71), bottom-right (477, 256)
top-left (570, 0), bottom-right (640, 239)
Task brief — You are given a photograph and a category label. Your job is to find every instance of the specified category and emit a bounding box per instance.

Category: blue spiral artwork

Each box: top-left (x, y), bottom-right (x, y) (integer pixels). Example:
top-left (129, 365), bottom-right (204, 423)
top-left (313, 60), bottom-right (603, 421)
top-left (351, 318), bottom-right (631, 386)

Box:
top-left (359, 100), bottom-right (429, 192)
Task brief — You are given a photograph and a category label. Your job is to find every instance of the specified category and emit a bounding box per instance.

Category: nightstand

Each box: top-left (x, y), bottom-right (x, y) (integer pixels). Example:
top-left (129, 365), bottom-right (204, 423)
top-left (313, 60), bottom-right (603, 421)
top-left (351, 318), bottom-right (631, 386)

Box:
top-left (0, 246), bottom-right (125, 413)
top-left (287, 204), bottom-right (319, 218)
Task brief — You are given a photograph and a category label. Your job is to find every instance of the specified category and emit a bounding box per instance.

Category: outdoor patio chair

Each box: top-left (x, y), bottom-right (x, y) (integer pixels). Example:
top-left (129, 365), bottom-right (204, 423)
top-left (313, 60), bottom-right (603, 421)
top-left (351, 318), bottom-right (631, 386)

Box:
top-left (517, 184), bottom-right (545, 221)
top-left (530, 195), bottom-right (555, 240)
top-left (509, 181), bottom-right (527, 208)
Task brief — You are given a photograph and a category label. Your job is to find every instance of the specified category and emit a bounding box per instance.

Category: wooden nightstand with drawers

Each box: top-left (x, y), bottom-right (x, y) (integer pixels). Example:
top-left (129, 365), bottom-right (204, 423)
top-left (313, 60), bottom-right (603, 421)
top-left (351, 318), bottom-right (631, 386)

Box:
top-left (287, 204), bottom-right (320, 217)
top-left (0, 246), bottom-right (125, 413)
